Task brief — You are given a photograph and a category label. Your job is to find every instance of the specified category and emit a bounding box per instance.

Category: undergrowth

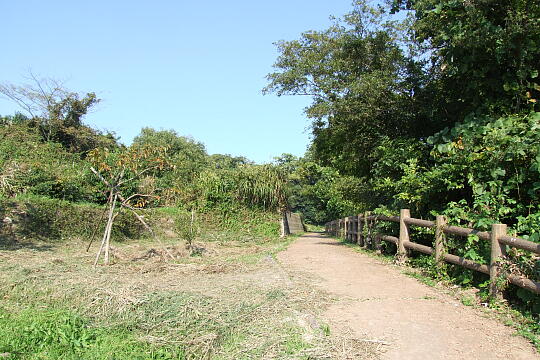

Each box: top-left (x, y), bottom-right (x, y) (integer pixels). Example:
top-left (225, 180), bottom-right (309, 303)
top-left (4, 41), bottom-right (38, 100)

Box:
top-left (0, 308), bottom-right (180, 359)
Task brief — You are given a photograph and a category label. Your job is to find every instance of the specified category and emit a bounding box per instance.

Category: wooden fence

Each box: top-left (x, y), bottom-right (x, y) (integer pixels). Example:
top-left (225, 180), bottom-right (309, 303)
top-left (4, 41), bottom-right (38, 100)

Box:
top-left (325, 209), bottom-right (540, 297)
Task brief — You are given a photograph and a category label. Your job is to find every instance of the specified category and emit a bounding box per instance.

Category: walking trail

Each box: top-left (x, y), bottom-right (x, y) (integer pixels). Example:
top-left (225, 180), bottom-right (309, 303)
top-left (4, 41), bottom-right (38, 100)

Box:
top-left (277, 233), bottom-right (539, 360)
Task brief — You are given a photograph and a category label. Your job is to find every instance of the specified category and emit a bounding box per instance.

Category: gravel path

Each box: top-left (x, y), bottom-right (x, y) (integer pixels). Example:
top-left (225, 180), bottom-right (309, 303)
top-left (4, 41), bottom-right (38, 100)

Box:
top-left (278, 233), bottom-right (538, 360)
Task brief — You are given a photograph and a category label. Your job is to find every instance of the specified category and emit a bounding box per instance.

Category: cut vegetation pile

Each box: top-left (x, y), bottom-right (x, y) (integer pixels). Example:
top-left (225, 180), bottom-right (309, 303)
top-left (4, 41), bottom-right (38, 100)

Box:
top-left (0, 220), bottom-right (380, 359)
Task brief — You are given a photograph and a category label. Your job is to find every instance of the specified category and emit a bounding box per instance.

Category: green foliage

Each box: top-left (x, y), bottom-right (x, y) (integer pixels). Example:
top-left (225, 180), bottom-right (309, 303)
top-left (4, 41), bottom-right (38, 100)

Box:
top-left (0, 195), bottom-right (143, 243)
top-left (274, 153), bottom-right (367, 224)
top-left (198, 164), bottom-right (288, 212)
top-left (428, 112), bottom-right (540, 225)
top-left (0, 124), bottom-right (100, 202)
top-left (132, 128), bottom-right (208, 202)
top-left (0, 308), bottom-right (183, 359)
top-left (405, 0), bottom-right (540, 118)
top-left (265, 1), bottom-right (433, 176)
top-left (208, 154), bottom-right (253, 169)
top-left (267, 0), bottom-right (540, 314)
top-left (174, 209), bottom-right (199, 248)
top-left (0, 76), bottom-right (118, 153)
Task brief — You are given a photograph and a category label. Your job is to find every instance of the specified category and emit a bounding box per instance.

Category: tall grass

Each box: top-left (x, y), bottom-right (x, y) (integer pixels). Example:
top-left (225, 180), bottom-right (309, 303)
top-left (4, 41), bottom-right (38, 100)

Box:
top-left (198, 165), bottom-right (288, 212)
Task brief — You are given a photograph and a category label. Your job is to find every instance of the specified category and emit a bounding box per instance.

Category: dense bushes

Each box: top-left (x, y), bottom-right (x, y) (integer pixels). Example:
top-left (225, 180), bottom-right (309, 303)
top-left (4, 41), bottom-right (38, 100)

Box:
top-left (0, 121), bottom-right (288, 246)
top-left (0, 195), bottom-right (143, 243)
top-left (0, 123), bottom-right (102, 203)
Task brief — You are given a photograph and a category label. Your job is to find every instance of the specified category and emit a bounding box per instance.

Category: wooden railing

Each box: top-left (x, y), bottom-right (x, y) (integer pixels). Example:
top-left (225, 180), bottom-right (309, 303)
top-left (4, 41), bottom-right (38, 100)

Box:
top-left (325, 209), bottom-right (540, 297)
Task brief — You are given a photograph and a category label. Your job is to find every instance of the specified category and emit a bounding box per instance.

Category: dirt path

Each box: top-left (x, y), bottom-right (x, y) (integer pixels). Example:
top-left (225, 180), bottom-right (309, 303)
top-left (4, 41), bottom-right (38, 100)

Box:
top-left (278, 233), bottom-right (539, 360)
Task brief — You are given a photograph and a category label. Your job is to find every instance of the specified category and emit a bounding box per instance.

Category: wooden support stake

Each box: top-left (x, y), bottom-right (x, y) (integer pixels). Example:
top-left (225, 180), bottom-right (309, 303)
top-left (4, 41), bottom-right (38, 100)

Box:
top-left (490, 223), bottom-right (508, 299)
top-left (104, 193), bottom-right (118, 265)
top-left (397, 209), bottom-right (411, 263)
top-left (435, 215), bottom-right (447, 268)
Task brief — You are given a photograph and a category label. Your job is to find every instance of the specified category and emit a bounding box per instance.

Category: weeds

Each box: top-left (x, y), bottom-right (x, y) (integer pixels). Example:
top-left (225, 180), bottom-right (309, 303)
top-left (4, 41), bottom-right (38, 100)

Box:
top-left (0, 227), bottom-right (375, 359)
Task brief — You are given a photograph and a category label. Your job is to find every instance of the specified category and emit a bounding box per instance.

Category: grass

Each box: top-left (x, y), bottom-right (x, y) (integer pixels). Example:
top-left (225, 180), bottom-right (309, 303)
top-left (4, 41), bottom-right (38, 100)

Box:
top-left (401, 270), bottom-right (437, 288)
top-left (0, 308), bottom-right (179, 359)
top-left (0, 225), bottom-right (377, 359)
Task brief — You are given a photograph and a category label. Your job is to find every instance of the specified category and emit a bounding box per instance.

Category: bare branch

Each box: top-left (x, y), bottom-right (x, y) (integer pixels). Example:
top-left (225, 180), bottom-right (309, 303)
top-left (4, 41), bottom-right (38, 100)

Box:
top-left (90, 167), bottom-right (112, 187)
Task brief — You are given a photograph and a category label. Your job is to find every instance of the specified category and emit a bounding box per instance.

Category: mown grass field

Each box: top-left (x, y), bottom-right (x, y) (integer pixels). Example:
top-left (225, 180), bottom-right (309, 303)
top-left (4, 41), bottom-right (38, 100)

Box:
top-left (0, 222), bottom-right (378, 360)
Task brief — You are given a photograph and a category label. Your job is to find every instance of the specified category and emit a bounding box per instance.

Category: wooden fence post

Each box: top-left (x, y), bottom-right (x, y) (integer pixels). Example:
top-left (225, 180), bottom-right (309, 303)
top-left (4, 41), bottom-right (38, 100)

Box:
top-left (365, 211), bottom-right (372, 248)
top-left (352, 216), bottom-right (356, 241)
top-left (374, 233), bottom-right (382, 254)
top-left (357, 214), bottom-right (363, 246)
top-left (490, 223), bottom-right (508, 299)
top-left (435, 215), bottom-right (447, 268)
top-left (347, 216), bottom-right (354, 242)
top-left (351, 216), bottom-right (354, 242)
top-left (397, 209), bottom-right (411, 263)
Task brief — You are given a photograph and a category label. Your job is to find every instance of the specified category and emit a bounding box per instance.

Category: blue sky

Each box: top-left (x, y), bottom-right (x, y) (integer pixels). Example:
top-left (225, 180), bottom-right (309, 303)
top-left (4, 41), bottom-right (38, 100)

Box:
top-left (0, 0), bottom-right (354, 163)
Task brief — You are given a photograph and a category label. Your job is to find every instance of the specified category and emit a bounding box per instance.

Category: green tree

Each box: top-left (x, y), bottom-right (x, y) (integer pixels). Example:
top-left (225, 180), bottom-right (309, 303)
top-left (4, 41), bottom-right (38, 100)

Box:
top-left (131, 128), bottom-right (209, 205)
top-left (274, 153), bottom-right (366, 224)
top-left (264, 1), bottom-right (431, 176)
top-left (392, 0), bottom-right (540, 119)
top-left (208, 153), bottom-right (252, 169)
top-left (0, 75), bottom-right (117, 153)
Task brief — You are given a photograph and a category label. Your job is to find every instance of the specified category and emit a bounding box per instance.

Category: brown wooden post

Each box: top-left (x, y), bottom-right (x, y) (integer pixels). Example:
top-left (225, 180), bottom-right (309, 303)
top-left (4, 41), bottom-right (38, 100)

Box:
top-left (364, 211), bottom-right (371, 249)
top-left (352, 216), bottom-right (356, 242)
top-left (490, 223), bottom-right (508, 299)
top-left (350, 216), bottom-right (355, 242)
top-left (357, 214), bottom-right (364, 246)
top-left (348, 217), bottom-right (352, 241)
top-left (435, 215), bottom-right (447, 268)
top-left (344, 217), bottom-right (349, 240)
top-left (367, 211), bottom-right (374, 249)
top-left (374, 233), bottom-right (382, 254)
top-left (397, 209), bottom-right (411, 263)
top-left (348, 216), bottom-right (352, 242)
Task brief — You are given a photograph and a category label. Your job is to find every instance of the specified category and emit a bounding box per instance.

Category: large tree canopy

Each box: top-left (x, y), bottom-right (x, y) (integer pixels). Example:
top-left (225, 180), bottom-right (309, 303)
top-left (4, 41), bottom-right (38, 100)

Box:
top-left (394, 0), bottom-right (540, 119)
top-left (265, 0), bottom-right (539, 177)
top-left (264, 1), bottom-right (432, 176)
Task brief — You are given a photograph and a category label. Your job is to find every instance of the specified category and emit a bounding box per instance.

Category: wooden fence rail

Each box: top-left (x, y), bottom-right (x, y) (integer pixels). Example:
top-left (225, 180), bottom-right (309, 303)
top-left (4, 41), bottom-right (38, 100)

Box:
top-left (324, 210), bottom-right (540, 297)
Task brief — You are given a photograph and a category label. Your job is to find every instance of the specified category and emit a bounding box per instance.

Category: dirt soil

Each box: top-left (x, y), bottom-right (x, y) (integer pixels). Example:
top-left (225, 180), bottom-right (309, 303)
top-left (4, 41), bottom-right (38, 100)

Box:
top-left (278, 233), bottom-right (539, 360)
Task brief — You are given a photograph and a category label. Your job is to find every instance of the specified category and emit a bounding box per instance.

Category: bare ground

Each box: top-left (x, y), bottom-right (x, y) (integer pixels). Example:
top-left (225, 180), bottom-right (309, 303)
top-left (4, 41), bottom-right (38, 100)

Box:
top-left (277, 233), bottom-right (539, 360)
